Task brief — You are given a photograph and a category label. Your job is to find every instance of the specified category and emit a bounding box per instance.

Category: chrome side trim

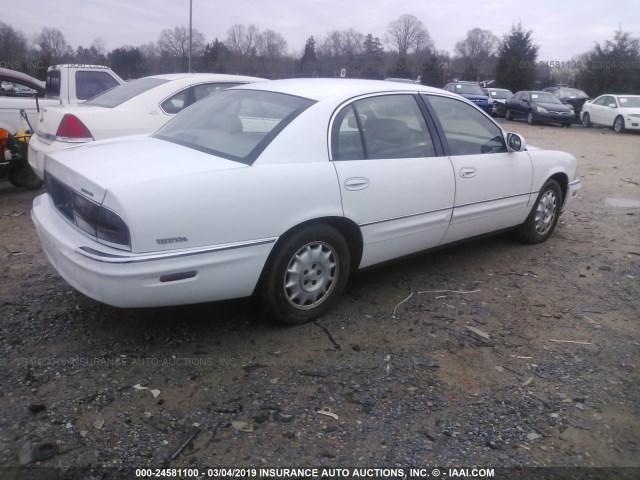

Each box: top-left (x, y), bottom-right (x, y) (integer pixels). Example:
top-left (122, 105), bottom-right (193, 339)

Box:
top-left (76, 237), bottom-right (278, 264)
top-left (358, 191), bottom-right (532, 228)
top-left (359, 206), bottom-right (452, 227)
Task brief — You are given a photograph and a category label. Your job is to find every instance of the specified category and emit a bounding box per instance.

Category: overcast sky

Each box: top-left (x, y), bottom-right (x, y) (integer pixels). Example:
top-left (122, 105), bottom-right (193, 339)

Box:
top-left (5, 0), bottom-right (640, 61)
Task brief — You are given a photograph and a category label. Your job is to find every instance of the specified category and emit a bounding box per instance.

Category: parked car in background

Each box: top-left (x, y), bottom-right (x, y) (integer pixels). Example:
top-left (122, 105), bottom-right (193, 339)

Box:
top-left (28, 73), bottom-right (265, 179)
top-left (32, 78), bottom-right (581, 325)
top-left (581, 94), bottom-right (640, 133)
top-left (0, 67), bottom-right (56, 134)
top-left (482, 87), bottom-right (514, 117)
top-left (505, 91), bottom-right (574, 127)
top-left (444, 81), bottom-right (493, 114)
top-left (542, 86), bottom-right (589, 121)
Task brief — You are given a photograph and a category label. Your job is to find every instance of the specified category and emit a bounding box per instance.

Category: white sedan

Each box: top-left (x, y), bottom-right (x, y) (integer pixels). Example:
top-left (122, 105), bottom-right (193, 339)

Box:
top-left (31, 79), bottom-right (582, 324)
top-left (581, 94), bottom-right (640, 133)
top-left (28, 73), bottom-right (264, 179)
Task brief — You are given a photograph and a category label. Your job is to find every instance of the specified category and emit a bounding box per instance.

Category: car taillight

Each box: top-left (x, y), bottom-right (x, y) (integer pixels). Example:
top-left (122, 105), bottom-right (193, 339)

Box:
top-left (55, 114), bottom-right (93, 142)
top-left (46, 174), bottom-right (131, 250)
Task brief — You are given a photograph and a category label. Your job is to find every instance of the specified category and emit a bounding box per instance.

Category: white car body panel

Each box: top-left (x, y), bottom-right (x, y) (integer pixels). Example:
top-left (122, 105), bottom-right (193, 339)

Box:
top-left (31, 78), bottom-right (582, 311)
top-left (334, 157), bottom-right (455, 267)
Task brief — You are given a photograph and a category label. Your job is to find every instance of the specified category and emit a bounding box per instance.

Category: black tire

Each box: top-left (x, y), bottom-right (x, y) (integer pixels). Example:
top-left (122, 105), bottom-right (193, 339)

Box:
top-left (22, 165), bottom-right (44, 190)
top-left (505, 109), bottom-right (512, 121)
top-left (563, 122), bottom-right (572, 128)
top-left (257, 224), bottom-right (350, 325)
top-left (516, 179), bottom-right (562, 244)
top-left (7, 165), bottom-right (24, 187)
top-left (527, 110), bottom-right (535, 125)
top-left (582, 113), bottom-right (591, 128)
top-left (613, 116), bottom-right (625, 133)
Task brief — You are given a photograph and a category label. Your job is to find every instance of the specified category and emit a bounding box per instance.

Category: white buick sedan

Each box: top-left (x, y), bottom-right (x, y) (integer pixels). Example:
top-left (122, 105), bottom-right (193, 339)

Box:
top-left (28, 73), bottom-right (265, 179)
top-left (32, 79), bottom-right (582, 324)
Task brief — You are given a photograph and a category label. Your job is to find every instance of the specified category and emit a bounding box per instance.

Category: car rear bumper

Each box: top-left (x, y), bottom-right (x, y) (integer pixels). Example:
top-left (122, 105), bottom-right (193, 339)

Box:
top-left (32, 194), bottom-right (275, 308)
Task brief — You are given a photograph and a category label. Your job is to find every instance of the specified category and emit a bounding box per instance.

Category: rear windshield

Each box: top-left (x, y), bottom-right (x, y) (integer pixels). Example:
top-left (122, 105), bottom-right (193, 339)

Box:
top-left (85, 78), bottom-right (168, 107)
top-left (454, 83), bottom-right (485, 96)
top-left (154, 89), bottom-right (314, 165)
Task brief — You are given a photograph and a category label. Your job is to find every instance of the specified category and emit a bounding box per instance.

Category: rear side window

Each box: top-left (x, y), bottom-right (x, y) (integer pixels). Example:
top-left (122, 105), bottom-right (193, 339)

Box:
top-left (75, 71), bottom-right (120, 100)
top-left (45, 70), bottom-right (61, 96)
top-left (332, 94), bottom-right (436, 160)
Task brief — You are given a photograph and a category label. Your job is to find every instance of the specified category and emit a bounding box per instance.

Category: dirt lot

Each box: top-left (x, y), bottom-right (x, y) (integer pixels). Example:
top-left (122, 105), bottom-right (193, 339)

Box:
top-left (1, 121), bottom-right (639, 478)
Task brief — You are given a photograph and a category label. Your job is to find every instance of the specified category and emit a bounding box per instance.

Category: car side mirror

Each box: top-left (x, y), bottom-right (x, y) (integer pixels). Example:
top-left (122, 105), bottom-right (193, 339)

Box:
top-left (506, 132), bottom-right (526, 152)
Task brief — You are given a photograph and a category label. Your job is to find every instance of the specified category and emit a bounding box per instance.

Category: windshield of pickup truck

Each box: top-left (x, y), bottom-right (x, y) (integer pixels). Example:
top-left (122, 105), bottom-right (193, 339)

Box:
top-left (85, 78), bottom-right (169, 108)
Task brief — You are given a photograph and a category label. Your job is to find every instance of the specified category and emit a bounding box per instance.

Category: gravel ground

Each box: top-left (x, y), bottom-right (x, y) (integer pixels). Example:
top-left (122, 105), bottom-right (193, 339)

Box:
top-left (0, 121), bottom-right (639, 479)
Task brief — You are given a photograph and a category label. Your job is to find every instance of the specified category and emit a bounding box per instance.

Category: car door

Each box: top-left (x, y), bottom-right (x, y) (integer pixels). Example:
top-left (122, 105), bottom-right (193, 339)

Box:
top-left (331, 93), bottom-right (455, 268)
top-left (423, 94), bottom-right (533, 244)
top-left (588, 96), bottom-right (609, 125)
top-left (600, 96), bottom-right (619, 126)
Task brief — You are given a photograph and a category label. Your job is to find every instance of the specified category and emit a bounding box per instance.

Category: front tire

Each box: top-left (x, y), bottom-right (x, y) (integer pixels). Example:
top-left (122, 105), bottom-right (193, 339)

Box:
top-left (517, 179), bottom-right (562, 244)
top-left (613, 116), bottom-right (625, 133)
top-left (505, 109), bottom-right (512, 121)
top-left (527, 110), bottom-right (535, 125)
top-left (257, 224), bottom-right (350, 325)
top-left (582, 113), bottom-right (591, 127)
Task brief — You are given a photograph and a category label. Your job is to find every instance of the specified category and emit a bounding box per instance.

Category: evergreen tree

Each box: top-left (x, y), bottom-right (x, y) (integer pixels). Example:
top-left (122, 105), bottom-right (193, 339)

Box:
top-left (577, 29), bottom-right (640, 96)
top-left (496, 24), bottom-right (538, 91)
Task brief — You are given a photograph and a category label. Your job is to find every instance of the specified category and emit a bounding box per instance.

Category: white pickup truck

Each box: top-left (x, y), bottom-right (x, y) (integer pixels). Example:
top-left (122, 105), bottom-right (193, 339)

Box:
top-left (0, 64), bottom-right (124, 134)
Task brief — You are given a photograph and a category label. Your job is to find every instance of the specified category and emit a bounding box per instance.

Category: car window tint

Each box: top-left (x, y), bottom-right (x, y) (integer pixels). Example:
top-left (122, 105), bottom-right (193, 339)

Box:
top-left (75, 71), bottom-right (121, 100)
top-left (161, 88), bottom-right (189, 114)
top-left (86, 78), bottom-right (168, 108)
top-left (154, 89), bottom-right (314, 165)
top-left (192, 83), bottom-right (241, 102)
top-left (334, 94), bottom-right (435, 160)
top-left (426, 95), bottom-right (507, 156)
top-left (332, 105), bottom-right (365, 160)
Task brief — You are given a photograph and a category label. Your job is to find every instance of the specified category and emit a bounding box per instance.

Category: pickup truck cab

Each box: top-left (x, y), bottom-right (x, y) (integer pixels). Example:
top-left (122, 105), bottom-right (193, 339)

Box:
top-left (1, 65), bottom-right (124, 135)
top-left (44, 64), bottom-right (124, 106)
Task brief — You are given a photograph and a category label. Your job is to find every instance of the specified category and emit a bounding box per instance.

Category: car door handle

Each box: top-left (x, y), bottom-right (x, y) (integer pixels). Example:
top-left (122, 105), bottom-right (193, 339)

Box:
top-left (459, 167), bottom-right (476, 178)
top-left (344, 177), bottom-right (370, 190)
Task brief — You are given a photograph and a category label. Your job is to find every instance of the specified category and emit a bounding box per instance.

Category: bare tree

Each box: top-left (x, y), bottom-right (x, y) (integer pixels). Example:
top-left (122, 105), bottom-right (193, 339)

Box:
top-left (454, 27), bottom-right (499, 79)
top-left (226, 24), bottom-right (260, 57)
top-left (34, 27), bottom-right (70, 63)
top-left (386, 14), bottom-right (432, 57)
top-left (257, 29), bottom-right (288, 58)
top-left (158, 26), bottom-right (205, 71)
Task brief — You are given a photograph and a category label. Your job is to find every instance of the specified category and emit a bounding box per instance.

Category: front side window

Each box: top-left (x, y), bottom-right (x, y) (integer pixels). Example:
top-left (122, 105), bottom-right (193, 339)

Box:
top-left (154, 89), bottom-right (314, 165)
top-left (332, 94), bottom-right (436, 160)
top-left (426, 95), bottom-right (507, 156)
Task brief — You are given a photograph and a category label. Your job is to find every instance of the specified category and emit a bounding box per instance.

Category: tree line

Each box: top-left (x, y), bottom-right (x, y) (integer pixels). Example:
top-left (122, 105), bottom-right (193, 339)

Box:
top-left (1, 16), bottom-right (638, 97)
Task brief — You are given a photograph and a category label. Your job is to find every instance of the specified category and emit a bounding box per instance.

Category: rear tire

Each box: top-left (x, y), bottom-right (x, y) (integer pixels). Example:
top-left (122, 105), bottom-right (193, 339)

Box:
top-left (517, 179), bottom-right (562, 244)
top-left (257, 224), bottom-right (350, 325)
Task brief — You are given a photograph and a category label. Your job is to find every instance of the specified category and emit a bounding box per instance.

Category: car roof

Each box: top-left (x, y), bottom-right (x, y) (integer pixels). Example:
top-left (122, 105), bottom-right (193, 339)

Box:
top-left (0, 67), bottom-right (45, 90)
top-left (233, 78), bottom-right (447, 102)
top-left (143, 73), bottom-right (266, 83)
